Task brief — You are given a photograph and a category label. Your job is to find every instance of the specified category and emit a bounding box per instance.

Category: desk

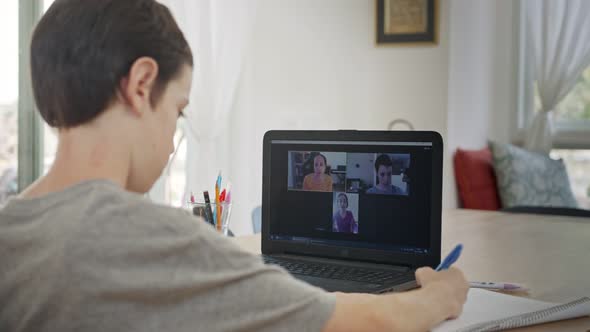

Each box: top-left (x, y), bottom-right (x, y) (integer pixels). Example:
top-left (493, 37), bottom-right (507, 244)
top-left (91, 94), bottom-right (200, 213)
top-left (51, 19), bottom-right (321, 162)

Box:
top-left (232, 209), bottom-right (590, 331)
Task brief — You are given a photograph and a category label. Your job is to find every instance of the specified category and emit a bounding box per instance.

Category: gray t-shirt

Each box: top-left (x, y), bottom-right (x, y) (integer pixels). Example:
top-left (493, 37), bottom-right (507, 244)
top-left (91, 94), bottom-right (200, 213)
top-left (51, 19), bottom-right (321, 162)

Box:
top-left (0, 180), bottom-right (335, 332)
top-left (366, 185), bottom-right (406, 195)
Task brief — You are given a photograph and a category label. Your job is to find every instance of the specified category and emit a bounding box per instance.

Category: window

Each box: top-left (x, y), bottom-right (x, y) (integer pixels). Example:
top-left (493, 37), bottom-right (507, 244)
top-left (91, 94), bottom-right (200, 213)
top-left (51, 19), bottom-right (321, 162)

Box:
top-left (517, 1), bottom-right (590, 141)
top-left (550, 150), bottom-right (590, 209)
top-left (42, 0), bottom-right (57, 174)
top-left (532, 66), bottom-right (590, 130)
top-left (0, 1), bottom-right (19, 203)
top-left (549, 67), bottom-right (590, 124)
top-left (517, 1), bottom-right (590, 209)
top-left (43, 0), bottom-right (53, 11)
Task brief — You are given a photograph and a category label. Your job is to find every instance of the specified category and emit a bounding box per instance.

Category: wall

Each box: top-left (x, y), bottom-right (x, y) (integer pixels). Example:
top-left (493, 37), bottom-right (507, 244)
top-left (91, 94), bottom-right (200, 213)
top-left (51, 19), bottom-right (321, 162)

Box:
top-left (445, 0), bottom-right (517, 207)
top-left (346, 153), bottom-right (374, 186)
top-left (227, 0), bottom-right (451, 235)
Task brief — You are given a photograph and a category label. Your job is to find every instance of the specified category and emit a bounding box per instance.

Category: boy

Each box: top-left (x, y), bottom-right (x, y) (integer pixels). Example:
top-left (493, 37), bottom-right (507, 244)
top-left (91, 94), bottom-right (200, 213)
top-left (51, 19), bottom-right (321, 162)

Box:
top-left (0, 1), bottom-right (467, 331)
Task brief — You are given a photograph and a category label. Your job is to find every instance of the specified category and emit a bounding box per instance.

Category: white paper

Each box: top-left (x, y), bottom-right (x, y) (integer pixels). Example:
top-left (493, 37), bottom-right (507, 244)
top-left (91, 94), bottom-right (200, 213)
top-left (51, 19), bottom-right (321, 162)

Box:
top-left (433, 288), bottom-right (590, 332)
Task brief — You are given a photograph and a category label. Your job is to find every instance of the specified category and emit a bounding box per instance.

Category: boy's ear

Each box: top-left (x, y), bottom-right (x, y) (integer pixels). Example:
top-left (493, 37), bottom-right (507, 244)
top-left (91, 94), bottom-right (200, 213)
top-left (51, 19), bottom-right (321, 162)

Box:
top-left (119, 57), bottom-right (159, 115)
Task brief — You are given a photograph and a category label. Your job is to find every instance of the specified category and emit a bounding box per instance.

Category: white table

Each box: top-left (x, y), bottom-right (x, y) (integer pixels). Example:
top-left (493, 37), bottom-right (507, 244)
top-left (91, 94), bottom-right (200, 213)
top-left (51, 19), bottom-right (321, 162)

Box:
top-left (233, 209), bottom-right (590, 331)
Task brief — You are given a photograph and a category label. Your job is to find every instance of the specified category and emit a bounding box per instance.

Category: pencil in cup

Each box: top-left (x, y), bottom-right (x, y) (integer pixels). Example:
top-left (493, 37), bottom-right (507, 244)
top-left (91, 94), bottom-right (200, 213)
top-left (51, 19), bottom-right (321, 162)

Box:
top-left (191, 201), bottom-right (232, 236)
top-left (216, 201), bottom-right (222, 231)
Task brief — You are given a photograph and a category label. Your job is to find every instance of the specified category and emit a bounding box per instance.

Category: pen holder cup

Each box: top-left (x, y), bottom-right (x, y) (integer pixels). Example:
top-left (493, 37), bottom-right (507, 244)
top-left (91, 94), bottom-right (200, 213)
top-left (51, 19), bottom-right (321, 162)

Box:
top-left (192, 201), bottom-right (232, 236)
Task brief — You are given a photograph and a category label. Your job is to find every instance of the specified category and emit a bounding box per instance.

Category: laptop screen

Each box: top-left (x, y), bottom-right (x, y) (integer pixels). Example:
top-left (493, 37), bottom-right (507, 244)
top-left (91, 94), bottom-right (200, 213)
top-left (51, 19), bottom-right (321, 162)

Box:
top-left (267, 138), bottom-right (435, 256)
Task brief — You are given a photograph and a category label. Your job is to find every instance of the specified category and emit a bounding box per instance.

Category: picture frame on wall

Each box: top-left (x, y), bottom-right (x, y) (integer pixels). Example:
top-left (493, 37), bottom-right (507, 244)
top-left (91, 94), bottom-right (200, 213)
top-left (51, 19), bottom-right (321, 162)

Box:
top-left (376, 0), bottom-right (437, 45)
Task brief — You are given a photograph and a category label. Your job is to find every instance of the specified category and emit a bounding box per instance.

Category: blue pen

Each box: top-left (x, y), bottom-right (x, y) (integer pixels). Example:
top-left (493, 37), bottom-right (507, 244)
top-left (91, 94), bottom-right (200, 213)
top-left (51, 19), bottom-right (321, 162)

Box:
top-left (436, 244), bottom-right (463, 271)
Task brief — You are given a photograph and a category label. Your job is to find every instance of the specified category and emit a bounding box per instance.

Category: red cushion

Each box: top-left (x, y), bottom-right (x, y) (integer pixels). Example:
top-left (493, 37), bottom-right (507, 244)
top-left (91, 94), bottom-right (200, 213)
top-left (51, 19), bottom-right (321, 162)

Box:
top-left (454, 147), bottom-right (501, 210)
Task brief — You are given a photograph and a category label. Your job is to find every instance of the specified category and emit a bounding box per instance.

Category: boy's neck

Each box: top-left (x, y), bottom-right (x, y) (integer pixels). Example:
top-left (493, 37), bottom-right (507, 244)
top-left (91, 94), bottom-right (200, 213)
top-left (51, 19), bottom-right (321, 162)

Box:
top-left (19, 123), bottom-right (131, 199)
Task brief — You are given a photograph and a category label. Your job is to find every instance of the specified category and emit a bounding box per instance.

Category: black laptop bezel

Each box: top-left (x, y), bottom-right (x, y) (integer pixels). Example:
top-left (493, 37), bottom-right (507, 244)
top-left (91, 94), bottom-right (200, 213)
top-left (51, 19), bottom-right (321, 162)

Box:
top-left (261, 130), bottom-right (442, 269)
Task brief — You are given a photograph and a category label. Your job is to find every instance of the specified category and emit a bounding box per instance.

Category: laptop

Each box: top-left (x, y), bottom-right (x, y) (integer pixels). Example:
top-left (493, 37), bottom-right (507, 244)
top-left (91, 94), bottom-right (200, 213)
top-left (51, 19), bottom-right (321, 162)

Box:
top-left (261, 130), bottom-right (443, 293)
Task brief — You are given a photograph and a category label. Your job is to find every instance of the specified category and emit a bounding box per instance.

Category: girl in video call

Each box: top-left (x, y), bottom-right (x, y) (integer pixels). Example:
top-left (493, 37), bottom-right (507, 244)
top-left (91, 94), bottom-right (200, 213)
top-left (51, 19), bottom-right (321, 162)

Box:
top-left (332, 193), bottom-right (358, 234)
top-left (366, 154), bottom-right (407, 195)
top-left (302, 153), bottom-right (333, 192)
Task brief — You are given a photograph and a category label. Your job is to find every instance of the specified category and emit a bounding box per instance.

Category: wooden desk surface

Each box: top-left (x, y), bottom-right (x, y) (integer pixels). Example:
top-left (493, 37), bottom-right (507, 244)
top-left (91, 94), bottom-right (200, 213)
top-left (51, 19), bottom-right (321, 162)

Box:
top-left (232, 209), bottom-right (590, 331)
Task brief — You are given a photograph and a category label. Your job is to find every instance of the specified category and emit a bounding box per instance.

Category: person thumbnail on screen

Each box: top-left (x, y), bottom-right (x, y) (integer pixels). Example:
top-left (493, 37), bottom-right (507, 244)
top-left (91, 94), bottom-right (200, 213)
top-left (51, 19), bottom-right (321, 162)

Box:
top-left (302, 153), bottom-right (333, 192)
top-left (289, 151), bottom-right (341, 192)
top-left (288, 151), bottom-right (323, 190)
top-left (366, 153), bottom-right (410, 196)
top-left (287, 151), bottom-right (333, 192)
top-left (332, 192), bottom-right (359, 234)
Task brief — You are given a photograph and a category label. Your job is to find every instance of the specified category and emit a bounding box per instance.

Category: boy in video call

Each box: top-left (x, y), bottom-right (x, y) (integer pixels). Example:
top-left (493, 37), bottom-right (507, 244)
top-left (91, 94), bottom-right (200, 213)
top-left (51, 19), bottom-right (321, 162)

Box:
top-left (332, 193), bottom-right (358, 234)
top-left (367, 154), bottom-right (407, 195)
top-left (302, 153), bottom-right (333, 192)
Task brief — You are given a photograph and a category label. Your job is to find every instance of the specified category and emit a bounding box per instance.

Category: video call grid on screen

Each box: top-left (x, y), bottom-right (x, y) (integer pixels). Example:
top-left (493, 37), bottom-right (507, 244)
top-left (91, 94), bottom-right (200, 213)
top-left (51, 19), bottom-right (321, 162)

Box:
top-left (269, 140), bottom-right (434, 254)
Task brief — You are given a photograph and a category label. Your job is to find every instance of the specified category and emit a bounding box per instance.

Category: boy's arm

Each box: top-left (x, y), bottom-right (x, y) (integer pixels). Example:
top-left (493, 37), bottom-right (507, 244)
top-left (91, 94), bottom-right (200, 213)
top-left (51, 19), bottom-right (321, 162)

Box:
top-left (322, 267), bottom-right (468, 332)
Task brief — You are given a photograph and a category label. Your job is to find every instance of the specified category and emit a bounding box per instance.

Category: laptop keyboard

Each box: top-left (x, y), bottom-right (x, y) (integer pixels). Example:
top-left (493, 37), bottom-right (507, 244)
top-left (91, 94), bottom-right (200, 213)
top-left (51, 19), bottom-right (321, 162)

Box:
top-left (263, 256), bottom-right (414, 285)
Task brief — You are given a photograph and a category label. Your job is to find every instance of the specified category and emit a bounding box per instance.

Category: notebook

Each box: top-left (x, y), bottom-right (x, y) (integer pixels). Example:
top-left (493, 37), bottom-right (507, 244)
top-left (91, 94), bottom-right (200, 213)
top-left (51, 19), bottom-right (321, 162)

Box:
top-left (434, 288), bottom-right (590, 332)
top-left (261, 130), bottom-right (443, 293)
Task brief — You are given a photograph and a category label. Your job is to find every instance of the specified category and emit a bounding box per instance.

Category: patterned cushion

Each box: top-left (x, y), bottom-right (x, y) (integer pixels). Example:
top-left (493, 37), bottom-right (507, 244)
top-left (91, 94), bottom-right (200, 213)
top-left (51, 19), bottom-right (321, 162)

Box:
top-left (489, 141), bottom-right (578, 208)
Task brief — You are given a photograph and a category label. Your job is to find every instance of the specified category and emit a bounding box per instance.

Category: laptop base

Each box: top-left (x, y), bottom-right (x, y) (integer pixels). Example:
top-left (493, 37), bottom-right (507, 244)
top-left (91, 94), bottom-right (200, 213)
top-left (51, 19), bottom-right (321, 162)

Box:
top-left (263, 254), bottom-right (418, 294)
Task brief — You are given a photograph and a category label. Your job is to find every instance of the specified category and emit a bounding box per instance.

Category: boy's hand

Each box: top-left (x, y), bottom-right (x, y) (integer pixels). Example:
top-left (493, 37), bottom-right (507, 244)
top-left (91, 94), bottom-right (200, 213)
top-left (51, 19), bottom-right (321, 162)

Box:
top-left (416, 267), bottom-right (469, 319)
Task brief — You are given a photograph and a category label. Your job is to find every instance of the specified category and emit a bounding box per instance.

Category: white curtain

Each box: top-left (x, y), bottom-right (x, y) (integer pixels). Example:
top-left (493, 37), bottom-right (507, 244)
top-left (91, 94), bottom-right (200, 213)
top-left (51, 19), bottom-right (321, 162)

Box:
top-left (149, 0), bottom-right (258, 205)
top-left (524, 0), bottom-right (590, 153)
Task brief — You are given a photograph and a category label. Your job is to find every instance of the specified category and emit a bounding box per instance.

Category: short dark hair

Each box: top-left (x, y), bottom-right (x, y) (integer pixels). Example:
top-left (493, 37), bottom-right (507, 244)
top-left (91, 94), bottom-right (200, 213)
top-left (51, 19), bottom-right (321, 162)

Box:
top-left (30, 0), bottom-right (193, 128)
top-left (374, 154), bottom-right (393, 172)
